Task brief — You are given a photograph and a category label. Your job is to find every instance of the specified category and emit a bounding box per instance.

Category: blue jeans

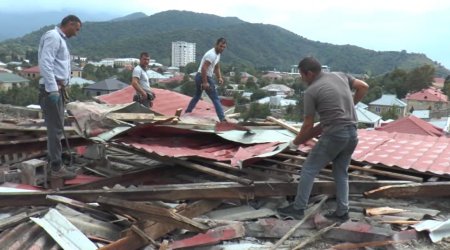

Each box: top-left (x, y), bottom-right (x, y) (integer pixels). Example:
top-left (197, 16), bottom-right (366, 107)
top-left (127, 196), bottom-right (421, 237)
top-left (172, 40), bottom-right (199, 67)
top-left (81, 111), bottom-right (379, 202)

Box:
top-left (185, 73), bottom-right (225, 121)
top-left (293, 125), bottom-right (358, 215)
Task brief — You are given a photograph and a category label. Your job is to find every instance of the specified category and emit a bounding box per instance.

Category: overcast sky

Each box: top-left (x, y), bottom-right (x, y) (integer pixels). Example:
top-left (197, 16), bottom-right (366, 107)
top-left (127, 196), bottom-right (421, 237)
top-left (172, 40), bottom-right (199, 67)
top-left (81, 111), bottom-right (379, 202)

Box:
top-left (2, 0), bottom-right (450, 69)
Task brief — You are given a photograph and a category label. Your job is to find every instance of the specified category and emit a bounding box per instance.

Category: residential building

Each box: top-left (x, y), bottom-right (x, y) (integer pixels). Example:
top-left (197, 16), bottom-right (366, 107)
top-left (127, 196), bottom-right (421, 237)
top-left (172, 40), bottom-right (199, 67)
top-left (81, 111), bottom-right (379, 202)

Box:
top-left (114, 58), bottom-right (139, 68)
top-left (368, 94), bottom-right (407, 117)
top-left (171, 41), bottom-right (196, 67)
top-left (83, 79), bottom-right (128, 96)
top-left (20, 66), bottom-right (41, 80)
top-left (261, 84), bottom-right (294, 96)
top-left (69, 77), bottom-right (95, 86)
top-left (376, 115), bottom-right (445, 137)
top-left (432, 77), bottom-right (445, 89)
top-left (71, 65), bottom-right (83, 78)
top-left (0, 72), bottom-right (30, 91)
top-left (355, 102), bottom-right (381, 128)
top-left (405, 87), bottom-right (449, 117)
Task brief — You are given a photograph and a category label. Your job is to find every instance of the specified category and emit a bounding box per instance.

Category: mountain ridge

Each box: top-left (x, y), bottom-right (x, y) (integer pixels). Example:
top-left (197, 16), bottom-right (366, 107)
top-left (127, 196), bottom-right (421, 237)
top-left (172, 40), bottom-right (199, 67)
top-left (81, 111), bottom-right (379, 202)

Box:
top-left (0, 10), bottom-right (448, 76)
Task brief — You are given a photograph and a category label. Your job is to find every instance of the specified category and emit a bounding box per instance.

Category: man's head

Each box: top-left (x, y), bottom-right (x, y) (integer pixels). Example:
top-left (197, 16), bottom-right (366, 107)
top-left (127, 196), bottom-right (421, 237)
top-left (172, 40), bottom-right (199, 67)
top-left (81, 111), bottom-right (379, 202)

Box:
top-left (298, 57), bottom-right (322, 84)
top-left (139, 52), bottom-right (150, 68)
top-left (214, 37), bottom-right (227, 54)
top-left (60, 15), bottom-right (82, 38)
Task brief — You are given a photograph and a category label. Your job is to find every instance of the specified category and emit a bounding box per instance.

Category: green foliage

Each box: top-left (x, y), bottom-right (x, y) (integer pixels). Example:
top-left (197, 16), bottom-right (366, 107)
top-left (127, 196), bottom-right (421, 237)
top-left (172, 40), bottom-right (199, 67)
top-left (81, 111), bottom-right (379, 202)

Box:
top-left (0, 84), bottom-right (39, 106)
top-left (183, 62), bottom-right (198, 74)
top-left (380, 107), bottom-right (399, 120)
top-left (244, 77), bottom-right (257, 90)
top-left (443, 76), bottom-right (450, 97)
top-left (284, 101), bottom-right (303, 122)
top-left (68, 84), bottom-right (92, 102)
top-left (242, 103), bottom-right (271, 121)
top-left (250, 89), bottom-right (268, 101)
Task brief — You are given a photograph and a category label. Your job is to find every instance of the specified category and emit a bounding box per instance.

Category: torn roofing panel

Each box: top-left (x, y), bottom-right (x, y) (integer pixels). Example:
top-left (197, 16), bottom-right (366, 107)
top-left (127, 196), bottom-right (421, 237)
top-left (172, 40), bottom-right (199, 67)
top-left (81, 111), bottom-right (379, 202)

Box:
top-left (113, 124), bottom-right (286, 167)
top-left (96, 86), bottom-right (217, 118)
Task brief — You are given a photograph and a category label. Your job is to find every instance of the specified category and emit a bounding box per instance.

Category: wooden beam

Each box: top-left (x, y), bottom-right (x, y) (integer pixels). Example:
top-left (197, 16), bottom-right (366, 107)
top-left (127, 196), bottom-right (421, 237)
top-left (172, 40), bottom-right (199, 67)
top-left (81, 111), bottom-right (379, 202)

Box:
top-left (0, 180), bottom-right (412, 207)
top-left (97, 196), bottom-right (209, 233)
top-left (100, 200), bottom-right (220, 250)
top-left (364, 182), bottom-right (450, 198)
top-left (266, 116), bottom-right (299, 134)
top-left (106, 113), bottom-right (155, 122)
top-left (263, 158), bottom-right (377, 181)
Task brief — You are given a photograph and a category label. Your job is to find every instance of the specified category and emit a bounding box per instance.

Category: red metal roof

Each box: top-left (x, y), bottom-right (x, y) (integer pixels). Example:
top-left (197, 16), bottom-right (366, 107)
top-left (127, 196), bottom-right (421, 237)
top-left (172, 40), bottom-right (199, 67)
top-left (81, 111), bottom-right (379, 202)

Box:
top-left (96, 86), bottom-right (217, 118)
top-left (376, 115), bottom-right (444, 137)
top-left (21, 66), bottom-right (40, 73)
top-left (299, 129), bottom-right (450, 175)
top-left (405, 87), bottom-right (448, 102)
top-left (115, 124), bottom-right (283, 167)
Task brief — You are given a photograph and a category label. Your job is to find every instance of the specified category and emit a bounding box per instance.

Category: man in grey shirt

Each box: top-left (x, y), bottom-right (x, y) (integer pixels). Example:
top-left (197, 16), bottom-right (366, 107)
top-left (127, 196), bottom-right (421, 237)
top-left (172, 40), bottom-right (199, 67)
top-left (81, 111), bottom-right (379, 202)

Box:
top-left (278, 57), bottom-right (369, 221)
top-left (131, 52), bottom-right (155, 108)
top-left (38, 15), bottom-right (81, 180)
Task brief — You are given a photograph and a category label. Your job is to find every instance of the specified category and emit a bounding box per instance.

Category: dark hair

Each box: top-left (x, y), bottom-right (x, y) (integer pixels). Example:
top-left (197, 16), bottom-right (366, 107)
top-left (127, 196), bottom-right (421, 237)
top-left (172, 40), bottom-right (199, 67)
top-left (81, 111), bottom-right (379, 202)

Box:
top-left (216, 37), bottom-right (227, 45)
top-left (61, 15), bottom-right (82, 27)
top-left (298, 57), bottom-right (322, 74)
top-left (140, 52), bottom-right (149, 58)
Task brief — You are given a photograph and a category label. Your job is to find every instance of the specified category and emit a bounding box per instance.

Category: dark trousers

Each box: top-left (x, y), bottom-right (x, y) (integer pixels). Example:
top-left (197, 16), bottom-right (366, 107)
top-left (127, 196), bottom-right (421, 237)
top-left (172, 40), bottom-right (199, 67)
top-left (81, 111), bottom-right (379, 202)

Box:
top-left (39, 86), bottom-right (64, 171)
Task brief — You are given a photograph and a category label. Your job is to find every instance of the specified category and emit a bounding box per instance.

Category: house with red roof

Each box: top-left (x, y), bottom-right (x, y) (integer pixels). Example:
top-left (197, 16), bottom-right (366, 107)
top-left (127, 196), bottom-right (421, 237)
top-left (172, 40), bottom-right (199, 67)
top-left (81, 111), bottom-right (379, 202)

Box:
top-left (375, 115), bottom-right (445, 137)
top-left (405, 87), bottom-right (449, 117)
top-left (20, 66), bottom-right (41, 80)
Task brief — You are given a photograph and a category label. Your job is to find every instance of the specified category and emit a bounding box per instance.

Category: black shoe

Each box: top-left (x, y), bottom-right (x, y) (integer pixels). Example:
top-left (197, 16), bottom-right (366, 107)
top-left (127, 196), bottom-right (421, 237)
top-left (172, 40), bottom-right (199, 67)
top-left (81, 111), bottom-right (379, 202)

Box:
top-left (50, 166), bottom-right (77, 180)
top-left (277, 204), bottom-right (304, 220)
top-left (324, 211), bottom-right (349, 222)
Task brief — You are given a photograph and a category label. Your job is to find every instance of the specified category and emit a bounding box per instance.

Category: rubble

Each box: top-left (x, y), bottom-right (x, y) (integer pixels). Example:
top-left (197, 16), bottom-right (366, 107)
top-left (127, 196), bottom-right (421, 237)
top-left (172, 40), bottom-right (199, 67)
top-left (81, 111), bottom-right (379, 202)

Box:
top-left (0, 102), bottom-right (450, 250)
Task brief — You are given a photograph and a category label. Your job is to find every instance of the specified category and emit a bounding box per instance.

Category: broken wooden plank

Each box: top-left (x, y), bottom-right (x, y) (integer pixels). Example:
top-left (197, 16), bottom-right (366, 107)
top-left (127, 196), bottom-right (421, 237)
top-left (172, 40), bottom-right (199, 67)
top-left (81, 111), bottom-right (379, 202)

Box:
top-left (106, 113), bottom-right (155, 122)
top-left (97, 196), bottom-right (209, 233)
top-left (100, 200), bottom-right (221, 250)
top-left (291, 222), bottom-right (336, 250)
top-left (364, 182), bottom-right (450, 198)
top-left (47, 195), bottom-right (115, 221)
top-left (365, 207), bottom-right (408, 216)
top-left (264, 158), bottom-right (377, 181)
top-left (0, 180), bottom-right (412, 207)
top-left (271, 195), bottom-right (328, 250)
top-left (0, 208), bottom-right (47, 230)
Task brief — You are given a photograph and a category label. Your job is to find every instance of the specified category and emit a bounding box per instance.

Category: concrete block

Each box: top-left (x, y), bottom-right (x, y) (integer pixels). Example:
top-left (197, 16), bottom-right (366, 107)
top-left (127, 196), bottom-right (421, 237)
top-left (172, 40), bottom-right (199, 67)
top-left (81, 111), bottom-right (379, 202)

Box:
top-left (18, 159), bottom-right (47, 186)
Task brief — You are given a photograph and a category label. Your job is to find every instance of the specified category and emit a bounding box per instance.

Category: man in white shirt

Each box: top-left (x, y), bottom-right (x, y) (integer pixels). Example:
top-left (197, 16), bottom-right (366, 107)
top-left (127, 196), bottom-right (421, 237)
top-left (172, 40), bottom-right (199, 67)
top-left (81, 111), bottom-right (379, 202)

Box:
top-left (38, 15), bottom-right (81, 180)
top-left (185, 38), bottom-right (227, 122)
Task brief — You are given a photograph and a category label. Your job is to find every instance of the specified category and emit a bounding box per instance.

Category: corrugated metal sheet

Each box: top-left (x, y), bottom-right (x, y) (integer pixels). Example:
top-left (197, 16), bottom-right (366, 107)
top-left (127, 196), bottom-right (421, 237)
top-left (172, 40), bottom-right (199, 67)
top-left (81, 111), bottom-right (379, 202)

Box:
top-left (114, 124), bottom-right (287, 167)
top-left (96, 86), bottom-right (217, 118)
top-left (299, 129), bottom-right (450, 175)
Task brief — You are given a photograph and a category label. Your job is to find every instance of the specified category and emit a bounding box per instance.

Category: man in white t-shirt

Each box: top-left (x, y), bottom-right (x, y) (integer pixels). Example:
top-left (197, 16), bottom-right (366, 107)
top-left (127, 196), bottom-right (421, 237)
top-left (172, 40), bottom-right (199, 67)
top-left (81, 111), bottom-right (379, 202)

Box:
top-left (185, 38), bottom-right (227, 122)
top-left (131, 52), bottom-right (155, 107)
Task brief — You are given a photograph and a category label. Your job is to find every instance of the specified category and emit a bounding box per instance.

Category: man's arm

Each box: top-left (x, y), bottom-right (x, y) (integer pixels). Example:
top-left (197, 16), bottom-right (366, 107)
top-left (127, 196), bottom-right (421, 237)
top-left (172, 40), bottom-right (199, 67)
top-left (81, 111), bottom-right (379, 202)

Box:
top-left (201, 61), bottom-right (211, 90)
top-left (214, 63), bottom-right (223, 84)
top-left (131, 77), bottom-right (146, 97)
top-left (292, 115), bottom-right (321, 145)
top-left (352, 79), bottom-right (369, 104)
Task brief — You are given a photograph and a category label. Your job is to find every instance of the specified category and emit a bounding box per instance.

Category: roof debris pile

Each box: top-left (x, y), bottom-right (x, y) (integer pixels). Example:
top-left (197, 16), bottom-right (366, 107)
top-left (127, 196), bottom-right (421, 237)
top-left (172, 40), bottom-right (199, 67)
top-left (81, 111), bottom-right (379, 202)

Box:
top-left (0, 102), bottom-right (450, 249)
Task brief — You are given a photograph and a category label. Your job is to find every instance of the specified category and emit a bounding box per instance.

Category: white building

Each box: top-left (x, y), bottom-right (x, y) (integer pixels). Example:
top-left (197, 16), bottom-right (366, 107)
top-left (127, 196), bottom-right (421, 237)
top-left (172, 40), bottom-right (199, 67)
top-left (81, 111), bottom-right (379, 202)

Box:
top-left (171, 41), bottom-right (196, 67)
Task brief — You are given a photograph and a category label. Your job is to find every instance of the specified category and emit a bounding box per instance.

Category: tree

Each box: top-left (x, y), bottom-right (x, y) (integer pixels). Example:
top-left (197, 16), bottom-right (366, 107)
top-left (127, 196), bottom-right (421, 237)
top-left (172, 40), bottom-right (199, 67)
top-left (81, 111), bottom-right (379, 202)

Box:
top-left (242, 103), bottom-right (271, 121)
top-left (244, 77), bottom-right (257, 90)
top-left (404, 64), bottom-right (434, 93)
top-left (183, 62), bottom-right (198, 74)
top-left (180, 79), bottom-right (196, 96)
top-left (443, 75), bottom-right (450, 97)
top-left (380, 107), bottom-right (399, 120)
top-left (250, 89), bottom-right (268, 101)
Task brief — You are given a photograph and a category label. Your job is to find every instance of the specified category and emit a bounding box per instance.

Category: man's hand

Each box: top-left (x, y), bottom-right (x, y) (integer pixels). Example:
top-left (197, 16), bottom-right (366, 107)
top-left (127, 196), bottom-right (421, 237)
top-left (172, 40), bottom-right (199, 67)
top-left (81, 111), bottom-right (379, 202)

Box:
top-left (288, 140), bottom-right (298, 151)
top-left (218, 77), bottom-right (224, 84)
top-left (48, 91), bottom-right (60, 104)
top-left (201, 82), bottom-right (210, 90)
